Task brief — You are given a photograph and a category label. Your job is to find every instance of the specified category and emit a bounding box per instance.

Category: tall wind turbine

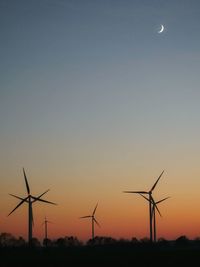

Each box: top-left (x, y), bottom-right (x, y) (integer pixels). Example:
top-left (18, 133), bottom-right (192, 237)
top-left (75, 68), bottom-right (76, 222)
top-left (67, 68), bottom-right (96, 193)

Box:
top-left (8, 168), bottom-right (57, 246)
top-left (80, 203), bottom-right (100, 239)
top-left (140, 194), bottom-right (169, 242)
top-left (123, 170), bottom-right (164, 242)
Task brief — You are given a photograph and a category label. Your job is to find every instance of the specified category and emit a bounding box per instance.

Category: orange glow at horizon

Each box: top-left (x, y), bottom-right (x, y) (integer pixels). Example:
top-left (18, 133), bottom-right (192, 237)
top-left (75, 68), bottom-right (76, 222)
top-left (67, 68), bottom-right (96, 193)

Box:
top-left (1, 165), bottom-right (200, 242)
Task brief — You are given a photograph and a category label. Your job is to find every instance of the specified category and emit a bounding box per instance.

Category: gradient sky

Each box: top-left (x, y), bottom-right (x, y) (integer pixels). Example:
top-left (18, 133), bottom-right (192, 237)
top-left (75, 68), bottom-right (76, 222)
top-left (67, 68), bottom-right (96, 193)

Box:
top-left (1, 0), bottom-right (200, 241)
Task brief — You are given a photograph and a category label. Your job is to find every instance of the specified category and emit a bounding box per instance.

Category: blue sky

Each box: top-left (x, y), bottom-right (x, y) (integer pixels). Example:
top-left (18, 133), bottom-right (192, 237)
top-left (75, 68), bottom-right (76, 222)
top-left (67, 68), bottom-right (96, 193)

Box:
top-left (1, 0), bottom-right (200, 173)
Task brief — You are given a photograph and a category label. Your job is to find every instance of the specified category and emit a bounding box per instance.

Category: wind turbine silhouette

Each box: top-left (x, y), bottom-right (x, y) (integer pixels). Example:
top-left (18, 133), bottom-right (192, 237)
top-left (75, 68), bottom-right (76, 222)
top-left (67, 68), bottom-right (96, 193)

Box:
top-left (8, 168), bottom-right (57, 246)
top-left (43, 216), bottom-right (52, 240)
top-left (123, 170), bottom-right (164, 242)
top-left (80, 203), bottom-right (100, 239)
top-left (140, 194), bottom-right (170, 242)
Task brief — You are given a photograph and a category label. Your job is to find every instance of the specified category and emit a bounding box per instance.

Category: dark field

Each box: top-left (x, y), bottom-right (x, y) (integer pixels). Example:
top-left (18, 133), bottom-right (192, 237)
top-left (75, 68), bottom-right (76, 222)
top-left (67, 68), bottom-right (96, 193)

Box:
top-left (1, 243), bottom-right (200, 267)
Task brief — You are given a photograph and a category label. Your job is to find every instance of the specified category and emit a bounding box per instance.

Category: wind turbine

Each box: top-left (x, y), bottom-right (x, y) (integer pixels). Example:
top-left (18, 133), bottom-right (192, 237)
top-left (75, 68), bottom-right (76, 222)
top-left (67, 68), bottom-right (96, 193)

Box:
top-left (80, 203), bottom-right (100, 239)
top-left (123, 170), bottom-right (164, 242)
top-left (140, 194), bottom-right (169, 242)
top-left (42, 216), bottom-right (52, 246)
top-left (8, 168), bottom-right (57, 246)
top-left (43, 216), bottom-right (52, 241)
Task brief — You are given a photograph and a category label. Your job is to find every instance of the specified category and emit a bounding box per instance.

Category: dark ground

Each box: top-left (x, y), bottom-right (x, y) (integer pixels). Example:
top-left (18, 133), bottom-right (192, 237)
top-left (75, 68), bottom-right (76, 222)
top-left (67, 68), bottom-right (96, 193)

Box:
top-left (0, 244), bottom-right (200, 267)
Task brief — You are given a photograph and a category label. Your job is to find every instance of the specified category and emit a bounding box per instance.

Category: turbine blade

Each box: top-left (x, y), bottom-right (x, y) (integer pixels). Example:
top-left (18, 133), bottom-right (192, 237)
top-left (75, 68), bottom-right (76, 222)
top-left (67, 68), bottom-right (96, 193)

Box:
top-left (156, 197), bottom-right (170, 204)
top-left (93, 218), bottom-right (100, 227)
top-left (8, 196), bottom-right (29, 216)
top-left (80, 215), bottom-right (91, 219)
top-left (139, 193), bottom-right (150, 202)
top-left (31, 196), bottom-right (57, 205)
top-left (92, 203), bottom-right (98, 216)
top-left (23, 168), bottom-right (30, 195)
top-left (155, 203), bottom-right (162, 217)
top-left (148, 195), bottom-right (162, 217)
top-left (32, 189), bottom-right (50, 203)
top-left (9, 194), bottom-right (28, 202)
top-left (123, 191), bottom-right (148, 194)
top-left (150, 170), bottom-right (164, 192)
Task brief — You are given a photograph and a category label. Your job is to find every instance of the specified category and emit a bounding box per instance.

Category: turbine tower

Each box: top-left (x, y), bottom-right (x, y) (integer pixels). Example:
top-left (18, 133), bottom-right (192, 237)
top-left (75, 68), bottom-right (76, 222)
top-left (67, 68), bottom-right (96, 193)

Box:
top-left (123, 170), bottom-right (164, 242)
top-left (42, 216), bottom-right (52, 246)
top-left (80, 203), bottom-right (100, 239)
top-left (8, 168), bottom-right (57, 246)
top-left (140, 194), bottom-right (169, 242)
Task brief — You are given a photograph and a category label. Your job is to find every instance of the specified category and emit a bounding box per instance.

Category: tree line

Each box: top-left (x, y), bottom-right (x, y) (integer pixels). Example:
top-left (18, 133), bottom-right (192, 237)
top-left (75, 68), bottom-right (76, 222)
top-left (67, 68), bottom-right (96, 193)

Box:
top-left (1, 232), bottom-right (200, 248)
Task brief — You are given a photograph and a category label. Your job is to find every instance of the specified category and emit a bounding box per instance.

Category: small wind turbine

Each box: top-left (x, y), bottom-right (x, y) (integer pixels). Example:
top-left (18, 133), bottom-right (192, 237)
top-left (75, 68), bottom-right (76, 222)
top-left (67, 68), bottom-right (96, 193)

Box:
top-left (80, 203), bottom-right (100, 239)
top-left (123, 170), bottom-right (164, 242)
top-left (8, 168), bottom-right (57, 246)
top-left (43, 216), bottom-right (52, 241)
top-left (140, 194), bottom-right (170, 242)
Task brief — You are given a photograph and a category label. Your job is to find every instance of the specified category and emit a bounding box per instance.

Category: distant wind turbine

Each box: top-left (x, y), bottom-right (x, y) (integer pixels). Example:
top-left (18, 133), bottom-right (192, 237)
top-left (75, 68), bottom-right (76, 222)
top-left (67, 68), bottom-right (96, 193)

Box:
top-left (8, 168), bottom-right (57, 246)
top-left (43, 216), bottom-right (52, 241)
top-left (80, 203), bottom-right (100, 239)
top-left (140, 194), bottom-right (170, 242)
top-left (123, 170), bottom-right (164, 242)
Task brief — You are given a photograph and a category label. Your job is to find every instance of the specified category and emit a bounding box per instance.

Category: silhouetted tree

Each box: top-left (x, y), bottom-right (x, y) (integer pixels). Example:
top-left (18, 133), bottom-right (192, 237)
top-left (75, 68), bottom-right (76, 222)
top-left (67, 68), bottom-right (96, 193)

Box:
top-left (87, 236), bottom-right (117, 246)
top-left (131, 237), bottom-right (139, 244)
top-left (194, 237), bottom-right (200, 246)
top-left (86, 238), bottom-right (92, 246)
top-left (102, 237), bottom-right (116, 245)
top-left (55, 237), bottom-right (66, 247)
top-left (118, 238), bottom-right (129, 243)
top-left (0, 233), bottom-right (27, 247)
top-left (0, 233), bottom-right (16, 247)
top-left (43, 238), bottom-right (52, 247)
top-left (54, 236), bottom-right (82, 247)
top-left (16, 236), bottom-right (26, 247)
top-left (140, 237), bottom-right (150, 244)
top-left (157, 237), bottom-right (169, 246)
top-left (175, 235), bottom-right (189, 246)
top-left (31, 237), bottom-right (40, 247)
top-left (65, 236), bottom-right (82, 246)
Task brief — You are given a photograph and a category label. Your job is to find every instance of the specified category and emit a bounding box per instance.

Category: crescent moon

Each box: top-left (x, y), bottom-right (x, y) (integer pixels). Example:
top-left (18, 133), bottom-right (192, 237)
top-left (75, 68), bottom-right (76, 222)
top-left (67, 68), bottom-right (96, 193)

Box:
top-left (158, 24), bottom-right (164, 33)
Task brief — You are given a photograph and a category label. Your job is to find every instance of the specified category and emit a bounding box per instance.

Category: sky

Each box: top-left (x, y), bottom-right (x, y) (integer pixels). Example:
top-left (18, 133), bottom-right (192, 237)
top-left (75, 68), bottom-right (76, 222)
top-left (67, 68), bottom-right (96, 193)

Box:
top-left (1, 0), bottom-right (200, 241)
